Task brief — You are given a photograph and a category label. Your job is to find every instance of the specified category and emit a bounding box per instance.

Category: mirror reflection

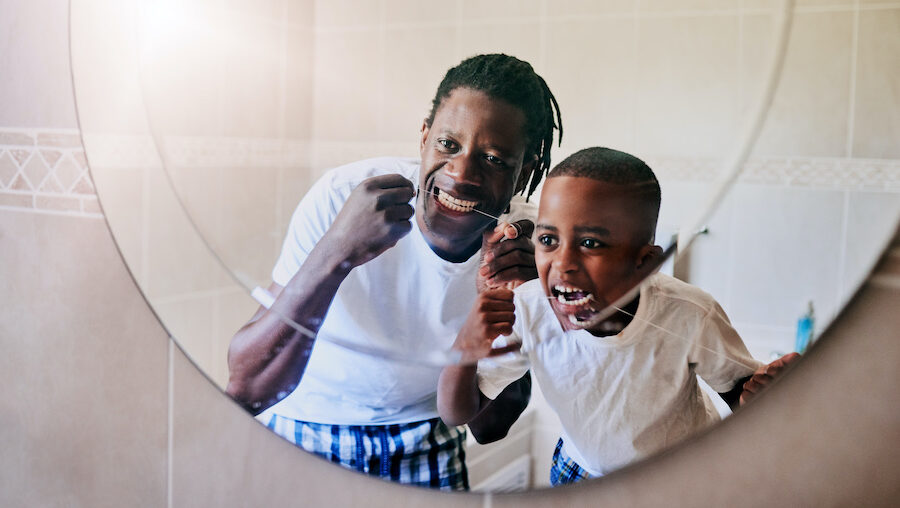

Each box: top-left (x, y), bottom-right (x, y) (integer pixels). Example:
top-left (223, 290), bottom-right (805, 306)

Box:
top-left (71, 0), bottom-right (900, 494)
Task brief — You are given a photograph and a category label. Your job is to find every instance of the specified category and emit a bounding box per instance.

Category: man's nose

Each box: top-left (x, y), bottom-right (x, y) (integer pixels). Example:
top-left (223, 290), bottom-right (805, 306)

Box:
top-left (444, 152), bottom-right (482, 185)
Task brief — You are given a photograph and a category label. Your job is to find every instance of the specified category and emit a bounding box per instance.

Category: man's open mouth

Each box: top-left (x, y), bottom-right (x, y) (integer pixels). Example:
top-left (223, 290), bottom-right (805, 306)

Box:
top-left (552, 285), bottom-right (593, 306)
top-left (435, 188), bottom-right (479, 213)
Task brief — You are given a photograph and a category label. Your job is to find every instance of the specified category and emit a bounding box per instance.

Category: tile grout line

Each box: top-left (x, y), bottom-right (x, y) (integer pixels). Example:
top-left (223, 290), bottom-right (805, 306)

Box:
top-left (631, 0), bottom-right (641, 151)
top-left (845, 0), bottom-right (860, 159)
top-left (167, 338), bottom-right (174, 508)
top-left (836, 190), bottom-right (851, 309)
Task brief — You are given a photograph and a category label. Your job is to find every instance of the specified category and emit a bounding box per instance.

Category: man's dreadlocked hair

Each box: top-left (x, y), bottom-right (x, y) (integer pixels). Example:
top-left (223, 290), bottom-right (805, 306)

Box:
top-left (425, 53), bottom-right (562, 200)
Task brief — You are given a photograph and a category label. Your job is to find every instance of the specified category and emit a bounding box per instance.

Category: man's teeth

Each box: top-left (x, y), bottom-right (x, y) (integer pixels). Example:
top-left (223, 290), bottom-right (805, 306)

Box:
top-left (554, 285), bottom-right (592, 306)
top-left (437, 190), bottom-right (478, 212)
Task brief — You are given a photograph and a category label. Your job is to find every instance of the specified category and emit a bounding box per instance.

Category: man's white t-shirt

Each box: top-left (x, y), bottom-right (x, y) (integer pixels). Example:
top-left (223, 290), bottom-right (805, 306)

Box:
top-left (478, 273), bottom-right (762, 476)
top-left (260, 157), bottom-right (533, 425)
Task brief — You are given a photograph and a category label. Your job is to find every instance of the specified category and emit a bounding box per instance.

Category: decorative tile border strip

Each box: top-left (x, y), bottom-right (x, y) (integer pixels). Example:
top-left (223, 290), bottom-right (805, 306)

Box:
top-left (648, 155), bottom-right (900, 192)
top-left (0, 128), bottom-right (102, 218)
top-left (16, 130), bottom-right (898, 202)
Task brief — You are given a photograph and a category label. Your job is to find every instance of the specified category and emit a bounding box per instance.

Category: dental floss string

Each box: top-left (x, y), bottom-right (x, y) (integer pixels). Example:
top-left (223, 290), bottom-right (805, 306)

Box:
top-left (513, 285), bottom-right (759, 371)
top-left (417, 186), bottom-right (506, 222)
top-left (609, 303), bottom-right (760, 371)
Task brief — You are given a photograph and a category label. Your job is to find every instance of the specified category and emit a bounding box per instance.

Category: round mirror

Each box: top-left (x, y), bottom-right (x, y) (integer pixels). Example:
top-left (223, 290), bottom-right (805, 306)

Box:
top-left (71, 0), bottom-right (900, 493)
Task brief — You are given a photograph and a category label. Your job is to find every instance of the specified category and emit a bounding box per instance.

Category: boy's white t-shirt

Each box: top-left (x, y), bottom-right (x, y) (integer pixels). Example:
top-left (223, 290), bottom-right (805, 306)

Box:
top-left (259, 156), bottom-right (534, 425)
top-left (477, 273), bottom-right (762, 475)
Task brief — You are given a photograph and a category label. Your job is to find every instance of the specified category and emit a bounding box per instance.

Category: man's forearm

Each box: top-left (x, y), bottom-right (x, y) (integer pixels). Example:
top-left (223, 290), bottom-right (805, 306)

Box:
top-left (225, 238), bottom-right (352, 413)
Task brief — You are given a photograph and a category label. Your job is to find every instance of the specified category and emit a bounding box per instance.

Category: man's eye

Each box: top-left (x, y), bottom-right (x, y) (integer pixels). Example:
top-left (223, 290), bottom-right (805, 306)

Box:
top-left (484, 154), bottom-right (507, 167)
top-left (438, 139), bottom-right (457, 150)
top-left (537, 235), bottom-right (557, 247)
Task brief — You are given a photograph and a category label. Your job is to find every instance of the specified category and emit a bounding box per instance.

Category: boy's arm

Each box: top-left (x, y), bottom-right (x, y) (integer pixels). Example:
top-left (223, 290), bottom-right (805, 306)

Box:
top-left (438, 364), bottom-right (489, 427)
top-left (717, 374), bottom-right (752, 412)
top-left (739, 352), bottom-right (801, 406)
top-left (717, 352), bottom-right (801, 410)
top-left (467, 371), bottom-right (531, 444)
top-left (437, 288), bottom-right (519, 426)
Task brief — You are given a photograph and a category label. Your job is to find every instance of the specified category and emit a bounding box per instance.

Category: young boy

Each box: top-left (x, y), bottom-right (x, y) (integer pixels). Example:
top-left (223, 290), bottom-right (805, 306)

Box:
top-left (438, 147), bottom-right (799, 485)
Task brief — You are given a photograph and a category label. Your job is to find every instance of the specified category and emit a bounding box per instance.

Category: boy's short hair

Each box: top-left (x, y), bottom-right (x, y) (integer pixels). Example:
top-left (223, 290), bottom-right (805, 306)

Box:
top-left (426, 53), bottom-right (563, 200)
top-left (549, 147), bottom-right (661, 243)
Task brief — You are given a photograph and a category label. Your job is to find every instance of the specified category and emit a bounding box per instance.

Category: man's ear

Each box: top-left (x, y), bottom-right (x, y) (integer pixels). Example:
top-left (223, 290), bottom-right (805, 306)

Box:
top-left (635, 244), bottom-right (664, 273)
top-left (515, 153), bottom-right (539, 194)
top-left (419, 119), bottom-right (430, 154)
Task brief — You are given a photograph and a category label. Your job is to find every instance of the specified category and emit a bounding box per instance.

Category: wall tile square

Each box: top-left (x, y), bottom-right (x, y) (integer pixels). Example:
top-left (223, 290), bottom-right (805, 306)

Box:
top-left (313, 31), bottom-right (383, 140)
top-left (641, 0), bottom-right (739, 12)
top-left (549, 0), bottom-right (635, 17)
top-left (92, 166), bottom-right (145, 284)
top-left (726, 184), bottom-right (845, 330)
top-left (145, 166), bottom-right (232, 298)
top-left (219, 15), bottom-right (283, 139)
top-left (0, 0), bottom-right (77, 127)
top-left (545, 18), bottom-right (638, 159)
top-left (460, 0), bottom-right (541, 20)
top-left (458, 21), bottom-right (542, 76)
top-left (285, 27), bottom-right (315, 140)
top-left (385, 0), bottom-right (462, 25)
top-left (155, 294), bottom-right (218, 380)
top-left (842, 190), bottom-right (900, 301)
top-left (852, 8), bottom-right (900, 159)
top-left (138, 4), bottom-right (228, 138)
top-left (635, 14), bottom-right (740, 158)
top-left (663, 180), bottom-right (735, 309)
top-left (382, 27), bottom-right (460, 142)
top-left (750, 11), bottom-right (853, 158)
top-left (315, 0), bottom-right (383, 28)
top-left (217, 166), bottom-right (282, 287)
top-left (0, 212), bottom-right (168, 507)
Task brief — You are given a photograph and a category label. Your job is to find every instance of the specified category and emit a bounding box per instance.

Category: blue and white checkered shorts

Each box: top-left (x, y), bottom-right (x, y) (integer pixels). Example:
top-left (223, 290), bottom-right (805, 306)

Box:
top-left (264, 414), bottom-right (469, 491)
top-left (549, 438), bottom-right (591, 486)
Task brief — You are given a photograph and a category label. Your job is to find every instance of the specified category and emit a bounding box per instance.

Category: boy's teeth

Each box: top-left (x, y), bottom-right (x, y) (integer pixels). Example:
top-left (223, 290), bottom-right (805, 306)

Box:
top-left (553, 285), bottom-right (592, 306)
top-left (557, 294), bottom-right (591, 306)
top-left (437, 190), bottom-right (478, 212)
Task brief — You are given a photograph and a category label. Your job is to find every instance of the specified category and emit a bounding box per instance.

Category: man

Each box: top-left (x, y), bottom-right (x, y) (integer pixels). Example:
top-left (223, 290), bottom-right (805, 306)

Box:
top-left (226, 54), bottom-right (561, 490)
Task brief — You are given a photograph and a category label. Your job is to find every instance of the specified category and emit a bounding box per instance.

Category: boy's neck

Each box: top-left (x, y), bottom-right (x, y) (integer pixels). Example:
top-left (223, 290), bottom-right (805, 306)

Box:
top-left (588, 294), bottom-right (640, 337)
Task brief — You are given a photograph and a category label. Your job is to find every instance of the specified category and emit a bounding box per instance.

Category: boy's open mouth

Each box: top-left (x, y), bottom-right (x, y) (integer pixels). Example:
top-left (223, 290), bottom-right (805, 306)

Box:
top-left (551, 285), bottom-right (599, 326)
top-left (435, 188), bottom-right (479, 214)
top-left (552, 285), bottom-right (593, 306)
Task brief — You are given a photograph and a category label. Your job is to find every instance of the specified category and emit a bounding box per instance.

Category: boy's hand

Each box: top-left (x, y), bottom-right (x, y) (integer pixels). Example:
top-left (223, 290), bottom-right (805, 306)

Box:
top-left (740, 352), bottom-right (801, 405)
top-left (477, 219), bottom-right (537, 293)
top-left (453, 287), bottom-right (519, 364)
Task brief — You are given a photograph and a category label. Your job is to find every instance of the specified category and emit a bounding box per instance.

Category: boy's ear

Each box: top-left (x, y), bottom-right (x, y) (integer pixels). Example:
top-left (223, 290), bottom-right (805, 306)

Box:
top-left (635, 244), bottom-right (664, 273)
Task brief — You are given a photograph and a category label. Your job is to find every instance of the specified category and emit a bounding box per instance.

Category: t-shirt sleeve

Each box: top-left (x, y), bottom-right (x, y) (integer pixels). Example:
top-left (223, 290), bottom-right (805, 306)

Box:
top-left (691, 300), bottom-right (764, 393)
top-left (476, 332), bottom-right (531, 400)
top-left (271, 172), bottom-right (347, 286)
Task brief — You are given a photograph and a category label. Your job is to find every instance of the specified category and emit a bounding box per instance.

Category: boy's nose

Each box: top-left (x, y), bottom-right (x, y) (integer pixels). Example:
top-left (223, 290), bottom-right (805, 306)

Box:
top-left (552, 245), bottom-right (579, 273)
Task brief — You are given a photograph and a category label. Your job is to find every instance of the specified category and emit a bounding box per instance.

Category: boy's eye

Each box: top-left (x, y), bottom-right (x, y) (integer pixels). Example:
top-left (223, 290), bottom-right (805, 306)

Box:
top-left (580, 238), bottom-right (605, 249)
top-left (537, 235), bottom-right (557, 247)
